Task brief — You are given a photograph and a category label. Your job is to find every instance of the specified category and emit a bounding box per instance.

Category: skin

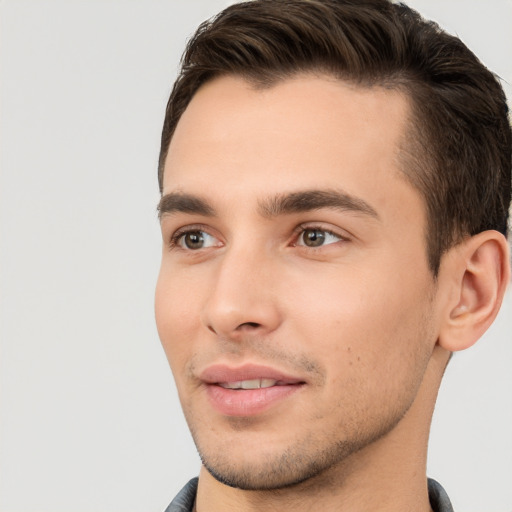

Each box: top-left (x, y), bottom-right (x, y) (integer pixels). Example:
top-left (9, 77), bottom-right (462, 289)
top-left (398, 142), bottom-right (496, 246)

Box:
top-left (155, 75), bottom-right (508, 512)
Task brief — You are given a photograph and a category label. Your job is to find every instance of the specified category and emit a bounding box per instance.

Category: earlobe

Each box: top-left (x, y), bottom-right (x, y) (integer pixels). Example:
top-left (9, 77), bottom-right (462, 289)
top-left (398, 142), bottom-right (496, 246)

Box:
top-left (438, 230), bottom-right (510, 352)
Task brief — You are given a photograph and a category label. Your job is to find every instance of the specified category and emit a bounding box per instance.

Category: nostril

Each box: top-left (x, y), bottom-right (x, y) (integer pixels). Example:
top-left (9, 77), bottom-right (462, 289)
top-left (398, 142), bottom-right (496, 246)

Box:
top-left (239, 322), bottom-right (261, 329)
top-left (205, 321), bottom-right (261, 336)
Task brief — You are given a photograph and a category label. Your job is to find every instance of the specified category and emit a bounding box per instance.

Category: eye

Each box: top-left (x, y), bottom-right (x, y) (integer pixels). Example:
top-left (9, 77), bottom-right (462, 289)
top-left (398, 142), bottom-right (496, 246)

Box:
top-left (296, 228), bottom-right (342, 248)
top-left (173, 230), bottom-right (219, 250)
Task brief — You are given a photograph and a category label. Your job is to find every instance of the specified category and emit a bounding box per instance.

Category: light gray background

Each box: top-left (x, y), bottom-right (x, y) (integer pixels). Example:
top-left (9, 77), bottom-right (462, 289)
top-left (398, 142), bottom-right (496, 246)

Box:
top-left (0, 1), bottom-right (511, 511)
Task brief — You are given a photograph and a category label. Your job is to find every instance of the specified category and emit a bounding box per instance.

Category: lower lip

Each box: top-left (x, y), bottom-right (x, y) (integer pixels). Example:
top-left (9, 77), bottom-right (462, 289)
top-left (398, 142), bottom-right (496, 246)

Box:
top-left (205, 383), bottom-right (303, 416)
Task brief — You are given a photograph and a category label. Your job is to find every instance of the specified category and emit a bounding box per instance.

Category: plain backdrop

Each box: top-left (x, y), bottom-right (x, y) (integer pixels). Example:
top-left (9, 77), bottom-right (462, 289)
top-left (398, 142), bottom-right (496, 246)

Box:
top-left (1, 1), bottom-right (511, 511)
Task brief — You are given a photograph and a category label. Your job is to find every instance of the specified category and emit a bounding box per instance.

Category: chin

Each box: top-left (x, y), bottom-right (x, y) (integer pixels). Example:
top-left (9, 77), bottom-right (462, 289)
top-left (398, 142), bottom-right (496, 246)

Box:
top-left (195, 432), bottom-right (368, 491)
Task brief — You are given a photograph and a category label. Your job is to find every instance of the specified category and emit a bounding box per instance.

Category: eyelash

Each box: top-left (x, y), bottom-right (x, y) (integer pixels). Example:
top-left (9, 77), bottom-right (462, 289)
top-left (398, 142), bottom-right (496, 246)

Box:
top-left (293, 224), bottom-right (347, 247)
top-left (167, 223), bottom-right (349, 251)
top-left (168, 224), bottom-right (214, 250)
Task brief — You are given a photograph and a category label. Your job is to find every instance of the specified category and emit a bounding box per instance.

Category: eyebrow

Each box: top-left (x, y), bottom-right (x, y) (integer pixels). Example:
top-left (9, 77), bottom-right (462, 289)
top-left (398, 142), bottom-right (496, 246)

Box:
top-left (157, 189), bottom-right (379, 220)
top-left (158, 193), bottom-right (215, 219)
top-left (258, 189), bottom-right (380, 219)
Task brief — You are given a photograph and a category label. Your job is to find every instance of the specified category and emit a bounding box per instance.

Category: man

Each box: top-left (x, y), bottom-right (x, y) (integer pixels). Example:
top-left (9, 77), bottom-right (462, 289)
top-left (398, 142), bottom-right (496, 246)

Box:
top-left (154, 0), bottom-right (511, 510)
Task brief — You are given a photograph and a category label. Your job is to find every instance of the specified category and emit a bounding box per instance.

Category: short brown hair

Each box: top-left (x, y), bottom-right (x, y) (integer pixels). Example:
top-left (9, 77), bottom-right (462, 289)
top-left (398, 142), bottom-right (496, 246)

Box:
top-left (158, 0), bottom-right (511, 274)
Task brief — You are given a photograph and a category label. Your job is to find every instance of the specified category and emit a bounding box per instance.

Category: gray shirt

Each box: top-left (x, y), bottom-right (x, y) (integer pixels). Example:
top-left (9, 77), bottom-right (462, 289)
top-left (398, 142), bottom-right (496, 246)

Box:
top-left (164, 477), bottom-right (454, 512)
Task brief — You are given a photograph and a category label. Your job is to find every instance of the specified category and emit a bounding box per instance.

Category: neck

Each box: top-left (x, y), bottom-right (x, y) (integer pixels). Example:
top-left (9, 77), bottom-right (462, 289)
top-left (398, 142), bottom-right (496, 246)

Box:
top-left (195, 346), bottom-right (449, 512)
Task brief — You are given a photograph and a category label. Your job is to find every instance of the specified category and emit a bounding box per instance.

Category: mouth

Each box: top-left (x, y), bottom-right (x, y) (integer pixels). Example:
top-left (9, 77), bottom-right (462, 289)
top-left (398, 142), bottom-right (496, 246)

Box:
top-left (218, 378), bottom-right (292, 390)
top-left (200, 364), bottom-right (306, 416)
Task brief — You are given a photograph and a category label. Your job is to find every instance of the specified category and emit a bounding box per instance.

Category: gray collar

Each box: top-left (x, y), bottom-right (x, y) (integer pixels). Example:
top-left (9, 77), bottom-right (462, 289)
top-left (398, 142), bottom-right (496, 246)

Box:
top-left (164, 476), bottom-right (454, 512)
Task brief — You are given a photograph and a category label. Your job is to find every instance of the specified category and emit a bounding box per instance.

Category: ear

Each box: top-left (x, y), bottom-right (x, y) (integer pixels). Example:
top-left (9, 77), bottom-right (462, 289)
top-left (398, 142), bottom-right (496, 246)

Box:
top-left (437, 230), bottom-right (510, 352)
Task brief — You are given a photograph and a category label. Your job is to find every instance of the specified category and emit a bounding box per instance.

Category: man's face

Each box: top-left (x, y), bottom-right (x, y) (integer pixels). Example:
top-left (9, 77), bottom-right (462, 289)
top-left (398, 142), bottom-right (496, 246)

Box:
top-left (156, 75), bottom-right (441, 489)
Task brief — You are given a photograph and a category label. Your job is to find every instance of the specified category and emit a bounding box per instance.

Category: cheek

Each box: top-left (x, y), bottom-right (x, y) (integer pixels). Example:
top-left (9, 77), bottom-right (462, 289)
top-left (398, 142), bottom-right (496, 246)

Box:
top-left (155, 265), bottom-right (202, 370)
top-left (289, 265), bottom-right (434, 379)
top-left (292, 274), bottom-right (435, 433)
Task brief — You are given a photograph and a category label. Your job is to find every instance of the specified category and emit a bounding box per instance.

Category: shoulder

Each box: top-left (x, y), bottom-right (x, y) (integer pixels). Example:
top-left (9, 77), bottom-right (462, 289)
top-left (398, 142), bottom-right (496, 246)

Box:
top-left (163, 477), bottom-right (198, 512)
top-left (428, 478), bottom-right (454, 512)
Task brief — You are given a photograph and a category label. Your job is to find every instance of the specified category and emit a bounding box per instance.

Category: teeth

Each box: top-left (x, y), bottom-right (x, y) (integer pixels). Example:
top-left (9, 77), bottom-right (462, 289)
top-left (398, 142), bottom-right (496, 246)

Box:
top-left (260, 378), bottom-right (277, 388)
top-left (219, 378), bottom-right (277, 390)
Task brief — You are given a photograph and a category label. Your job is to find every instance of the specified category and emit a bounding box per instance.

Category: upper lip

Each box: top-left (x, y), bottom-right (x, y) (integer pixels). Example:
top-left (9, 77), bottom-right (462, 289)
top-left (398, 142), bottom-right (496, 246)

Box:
top-left (199, 364), bottom-right (305, 385)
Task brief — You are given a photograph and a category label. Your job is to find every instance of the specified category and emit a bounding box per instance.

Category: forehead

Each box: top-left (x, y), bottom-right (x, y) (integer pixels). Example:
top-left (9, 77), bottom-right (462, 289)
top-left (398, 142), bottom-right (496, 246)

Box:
top-left (163, 74), bottom-right (419, 223)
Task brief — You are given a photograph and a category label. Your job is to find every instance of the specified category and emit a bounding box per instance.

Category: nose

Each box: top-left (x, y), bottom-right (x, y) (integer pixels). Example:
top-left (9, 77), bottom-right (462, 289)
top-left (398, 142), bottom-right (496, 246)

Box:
top-left (200, 245), bottom-right (283, 340)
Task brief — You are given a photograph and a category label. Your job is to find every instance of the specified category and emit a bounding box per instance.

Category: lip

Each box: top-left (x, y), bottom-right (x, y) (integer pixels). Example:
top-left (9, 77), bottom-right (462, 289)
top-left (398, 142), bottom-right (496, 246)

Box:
top-left (199, 364), bottom-right (306, 416)
top-left (200, 363), bottom-right (305, 385)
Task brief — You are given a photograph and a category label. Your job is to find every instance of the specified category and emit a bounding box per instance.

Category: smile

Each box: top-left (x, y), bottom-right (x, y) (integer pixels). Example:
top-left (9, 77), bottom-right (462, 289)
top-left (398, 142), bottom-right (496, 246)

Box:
top-left (218, 378), bottom-right (282, 390)
top-left (200, 364), bottom-right (306, 416)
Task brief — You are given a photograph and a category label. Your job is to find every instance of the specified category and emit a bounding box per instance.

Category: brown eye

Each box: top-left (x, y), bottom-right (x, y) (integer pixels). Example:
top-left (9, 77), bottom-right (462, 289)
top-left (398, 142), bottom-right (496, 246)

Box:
top-left (175, 230), bottom-right (219, 250)
top-left (182, 231), bottom-right (204, 249)
top-left (297, 228), bottom-right (342, 248)
top-left (302, 228), bottom-right (326, 247)
top-left (179, 231), bottom-right (204, 250)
